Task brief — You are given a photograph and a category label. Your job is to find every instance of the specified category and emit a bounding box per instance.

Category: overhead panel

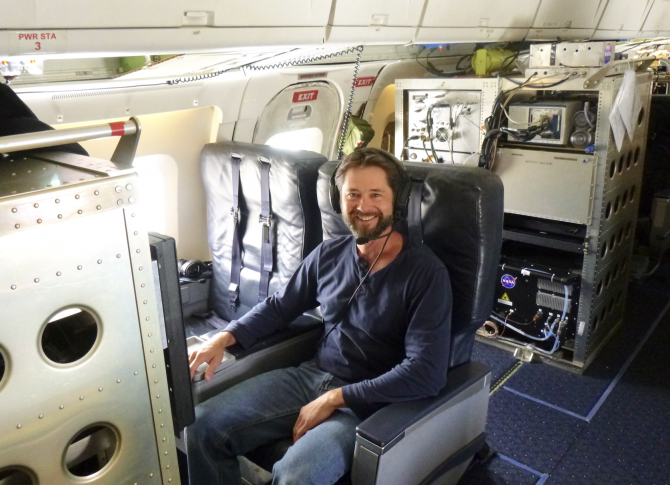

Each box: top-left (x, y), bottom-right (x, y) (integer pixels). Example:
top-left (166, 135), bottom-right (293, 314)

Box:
top-left (639, 0), bottom-right (670, 37)
top-left (0, 0), bottom-right (182, 28)
top-left (0, 29), bottom-right (325, 57)
top-left (593, 0), bottom-right (652, 39)
top-left (416, 0), bottom-right (538, 43)
top-left (327, 0), bottom-right (425, 44)
top-left (527, 0), bottom-right (606, 40)
top-left (186, 0), bottom-right (332, 27)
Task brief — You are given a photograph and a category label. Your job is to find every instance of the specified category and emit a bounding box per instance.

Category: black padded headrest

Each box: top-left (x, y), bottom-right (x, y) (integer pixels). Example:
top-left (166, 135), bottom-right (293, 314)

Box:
top-left (317, 161), bottom-right (504, 368)
top-left (201, 141), bottom-right (327, 321)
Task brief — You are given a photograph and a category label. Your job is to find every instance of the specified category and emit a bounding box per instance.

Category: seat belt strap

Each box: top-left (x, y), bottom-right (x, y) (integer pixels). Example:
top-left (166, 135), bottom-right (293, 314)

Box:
top-left (408, 180), bottom-right (423, 243)
top-left (258, 157), bottom-right (273, 302)
top-left (229, 153), bottom-right (242, 309)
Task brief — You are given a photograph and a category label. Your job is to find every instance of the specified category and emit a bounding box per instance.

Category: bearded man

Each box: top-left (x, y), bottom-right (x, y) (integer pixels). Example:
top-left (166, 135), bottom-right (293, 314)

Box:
top-left (187, 148), bottom-right (452, 485)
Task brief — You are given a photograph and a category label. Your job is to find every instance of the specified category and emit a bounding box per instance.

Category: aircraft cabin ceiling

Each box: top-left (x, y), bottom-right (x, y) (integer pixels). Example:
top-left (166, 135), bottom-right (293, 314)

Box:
top-left (2, 0), bottom-right (670, 58)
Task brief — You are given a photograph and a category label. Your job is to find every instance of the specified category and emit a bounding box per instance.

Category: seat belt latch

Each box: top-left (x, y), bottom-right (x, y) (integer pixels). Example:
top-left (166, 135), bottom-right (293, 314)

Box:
top-left (231, 207), bottom-right (240, 223)
top-left (229, 283), bottom-right (239, 309)
top-left (259, 214), bottom-right (271, 243)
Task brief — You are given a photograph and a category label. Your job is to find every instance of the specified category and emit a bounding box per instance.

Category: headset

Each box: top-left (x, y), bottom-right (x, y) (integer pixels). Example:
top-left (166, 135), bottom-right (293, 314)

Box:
top-left (178, 259), bottom-right (208, 278)
top-left (329, 150), bottom-right (412, 224)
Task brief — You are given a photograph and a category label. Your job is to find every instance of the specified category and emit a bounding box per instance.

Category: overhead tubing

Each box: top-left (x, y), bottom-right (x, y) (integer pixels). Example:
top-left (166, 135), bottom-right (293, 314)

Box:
top-left (166, 45), bottom-right (365, 160)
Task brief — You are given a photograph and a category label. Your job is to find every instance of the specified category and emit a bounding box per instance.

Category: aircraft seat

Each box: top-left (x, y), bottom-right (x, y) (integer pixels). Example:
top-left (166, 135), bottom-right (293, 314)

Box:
top-left (317, 161), bottom-right (502, 484)
top-left (186, 141), bottom-right (328, 404)
top-left (243, 161), bottom-right (503, 485)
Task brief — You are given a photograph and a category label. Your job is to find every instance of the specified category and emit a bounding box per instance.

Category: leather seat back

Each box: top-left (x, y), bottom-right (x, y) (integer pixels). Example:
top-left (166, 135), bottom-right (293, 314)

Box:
top-left (201, 141), bottom-right (327, 321)
top-left (317, 161), bottom-right (503, 368)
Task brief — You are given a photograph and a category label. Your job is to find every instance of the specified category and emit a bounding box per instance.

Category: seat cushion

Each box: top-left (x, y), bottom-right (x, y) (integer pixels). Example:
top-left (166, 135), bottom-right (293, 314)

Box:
top-left (201, 141), bottom-right (327, 321)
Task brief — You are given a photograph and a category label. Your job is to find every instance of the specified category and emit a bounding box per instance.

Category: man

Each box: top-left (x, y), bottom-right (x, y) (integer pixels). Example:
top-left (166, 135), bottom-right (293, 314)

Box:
top-left (187, 148), bottom-right (452, 485)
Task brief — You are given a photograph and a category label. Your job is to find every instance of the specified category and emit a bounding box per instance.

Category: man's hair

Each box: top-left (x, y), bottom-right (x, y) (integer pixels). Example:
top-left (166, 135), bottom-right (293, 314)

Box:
top-left (335, 148), bottom-right (403, 198)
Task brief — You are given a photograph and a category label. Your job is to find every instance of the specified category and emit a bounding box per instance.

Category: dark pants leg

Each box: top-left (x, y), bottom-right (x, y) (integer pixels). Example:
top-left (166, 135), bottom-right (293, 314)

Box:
top-left (186, 362), bottom-right (360, 485)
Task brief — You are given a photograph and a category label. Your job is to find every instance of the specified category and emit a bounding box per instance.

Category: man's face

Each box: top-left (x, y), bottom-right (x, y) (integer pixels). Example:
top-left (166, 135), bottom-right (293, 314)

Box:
top-left (341, 166), bottom-right (394, 241)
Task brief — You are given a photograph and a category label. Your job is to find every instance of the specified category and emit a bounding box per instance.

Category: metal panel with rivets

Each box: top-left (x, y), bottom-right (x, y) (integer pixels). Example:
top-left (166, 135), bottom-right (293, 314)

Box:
top-left (0, 153), bottom-right (180, 484)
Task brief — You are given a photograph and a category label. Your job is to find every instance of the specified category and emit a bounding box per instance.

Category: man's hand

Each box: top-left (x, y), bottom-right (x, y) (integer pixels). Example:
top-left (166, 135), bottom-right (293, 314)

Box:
top-left (188, 331), bottom-right (237, 382)
top-left (293, 388), bottom-right (345, 442)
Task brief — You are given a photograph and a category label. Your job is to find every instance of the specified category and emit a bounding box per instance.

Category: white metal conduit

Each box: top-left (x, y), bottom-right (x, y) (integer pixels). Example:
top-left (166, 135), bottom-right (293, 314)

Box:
top-left (0, 120), bottom-right (138, 154)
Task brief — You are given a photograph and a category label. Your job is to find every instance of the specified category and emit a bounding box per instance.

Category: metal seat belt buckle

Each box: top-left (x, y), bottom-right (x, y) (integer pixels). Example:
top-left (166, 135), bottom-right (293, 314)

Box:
top-left (229, 283), bottom-right (239, 308)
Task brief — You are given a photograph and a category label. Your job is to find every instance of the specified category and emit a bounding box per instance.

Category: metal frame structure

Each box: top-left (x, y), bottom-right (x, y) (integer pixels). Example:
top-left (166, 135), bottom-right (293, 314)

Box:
top-left (395, 67), bottom-right (652, 370)
top-left (0, 124), bottom-right (181, 483)
top-left (394, 77), bottom-right (501, 165)
top-left (497, 71), bottom-right (651, 370)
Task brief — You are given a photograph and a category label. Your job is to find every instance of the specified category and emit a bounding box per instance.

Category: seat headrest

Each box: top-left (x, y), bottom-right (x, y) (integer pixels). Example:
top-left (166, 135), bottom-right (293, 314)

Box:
top-left (317, 160), bottom-right (503, 367)
top-left (202, 141), bottom-right (327, 321)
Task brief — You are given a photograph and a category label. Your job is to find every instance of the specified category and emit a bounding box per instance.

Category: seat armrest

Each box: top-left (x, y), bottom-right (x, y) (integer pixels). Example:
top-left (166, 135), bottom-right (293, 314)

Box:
top-left (226, 313), bottom-right (322, 358)
top-left (356, 361), bottom-right (491, 449)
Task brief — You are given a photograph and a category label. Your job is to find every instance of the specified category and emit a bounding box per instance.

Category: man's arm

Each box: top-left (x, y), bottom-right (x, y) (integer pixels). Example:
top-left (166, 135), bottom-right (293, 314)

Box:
top-left (292, 388), bottom-right (345, 442)
top-left (188, 245), bottom-right (321, 381)
top-left (341, 265), bottom-right (452, 416)
top-left (225, 245), bottom-right (321, 348)
top-left (188, 331), bottom-right (237, 381)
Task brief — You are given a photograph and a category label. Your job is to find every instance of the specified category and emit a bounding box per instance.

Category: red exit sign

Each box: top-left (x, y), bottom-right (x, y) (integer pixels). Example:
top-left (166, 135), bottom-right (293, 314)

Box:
top-left (292, 90), bottom-right (318, 103)
top-left (355, 77), bottom-right (376, 87)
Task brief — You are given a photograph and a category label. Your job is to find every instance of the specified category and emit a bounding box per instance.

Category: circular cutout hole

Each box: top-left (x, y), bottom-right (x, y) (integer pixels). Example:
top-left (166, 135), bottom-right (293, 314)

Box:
top-left (617, 228), bottom-right (624, 245)
top-left (41, 308), bottom-right (98, 364)
top-left (600, 307), bottom-right (607, 322)
top-left (0, 349), bottom-right (5, 389)
top-left (614, 263), bottom-right (620, 280)
top-left (65, 425), bottom-right (118, 477)
top-left (626, 152), bottom-right (632, 169)
top-left (634, 146), bottom-right (640, 165)
top-left (600, 242), bottom-right (608, 258)
top-left (618, 155), bottom-right (624, 174)
top-left (605, 272), bottom-right (611, 287)
top-left (637, 107), bottom-right (644, 126)
top-left (609, 160), bottom-right (616, 178)
top-left (610, 234), bottom-right (616, 251)
top-left (630, 185), bottom-right (636, 202)
top-left (625, 221), bottom-right (632, 238)
top-left (622, 190), bottom-right (628, 208)
top-left (0, 467), bottom-right (37, 485)
top-left (614, 195), bottom-right (620, 213)
top-left (596, 280), bottom-right (603, 295)
top-left (605, 202), bottom-right (612, 219)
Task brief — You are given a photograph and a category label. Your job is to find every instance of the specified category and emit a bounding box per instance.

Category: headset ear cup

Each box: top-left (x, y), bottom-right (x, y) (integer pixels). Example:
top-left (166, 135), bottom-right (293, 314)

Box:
top-left (394, 172), bottom-right (412, 221)
top-left (329, 165), bottom-right (342, 214)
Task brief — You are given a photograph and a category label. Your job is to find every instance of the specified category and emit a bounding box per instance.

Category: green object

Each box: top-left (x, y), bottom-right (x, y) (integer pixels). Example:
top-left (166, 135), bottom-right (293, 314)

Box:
top-left (119, 55), bottom-right (177, 74)
top-left (472, 48), bottom-right (515, 76)
top-left (342, 115), bottom-right (375, 156)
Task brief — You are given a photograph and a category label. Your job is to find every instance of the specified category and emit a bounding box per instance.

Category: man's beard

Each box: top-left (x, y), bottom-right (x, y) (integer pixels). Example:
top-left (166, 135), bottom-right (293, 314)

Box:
top-left (343, 209), bottom-right (394, 241)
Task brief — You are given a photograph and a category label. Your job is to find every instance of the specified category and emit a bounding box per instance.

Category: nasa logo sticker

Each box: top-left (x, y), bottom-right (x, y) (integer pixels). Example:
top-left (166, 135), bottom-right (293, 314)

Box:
top-left (501, 274), bottom-right (517, 289)
top-left (604, 42), bottom-right (613, 64)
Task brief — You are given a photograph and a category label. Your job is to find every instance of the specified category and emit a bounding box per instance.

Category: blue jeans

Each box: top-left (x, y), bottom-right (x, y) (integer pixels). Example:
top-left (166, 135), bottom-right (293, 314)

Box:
top-left (187, 361), bottom-right (361, 485)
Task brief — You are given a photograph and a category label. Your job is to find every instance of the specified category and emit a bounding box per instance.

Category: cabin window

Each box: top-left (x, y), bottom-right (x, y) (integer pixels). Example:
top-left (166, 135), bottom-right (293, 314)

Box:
top-left (265, 127), bottom-right (324, 154)
top-left (41, 308), bottom-right (99, 365)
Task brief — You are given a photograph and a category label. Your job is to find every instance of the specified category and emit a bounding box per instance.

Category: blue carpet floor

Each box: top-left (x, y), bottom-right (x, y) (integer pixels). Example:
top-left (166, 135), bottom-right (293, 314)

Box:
top-left (460, 275), bottom-right (670, 485)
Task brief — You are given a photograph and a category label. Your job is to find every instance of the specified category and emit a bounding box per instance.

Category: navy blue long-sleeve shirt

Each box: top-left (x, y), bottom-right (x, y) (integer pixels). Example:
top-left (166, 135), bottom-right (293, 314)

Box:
top-left (225, 234), bottom-right (452, 417)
